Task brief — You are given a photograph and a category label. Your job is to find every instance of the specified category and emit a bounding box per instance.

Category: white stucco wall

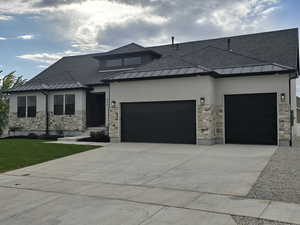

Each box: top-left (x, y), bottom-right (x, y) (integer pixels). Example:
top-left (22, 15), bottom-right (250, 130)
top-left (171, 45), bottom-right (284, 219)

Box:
top-left (110, 74), bottom-right (290, 107)
top-left (48, 89), bottom-right (86, 113)
top-left (9, 89), bottom-right (86, 113)
top-left (110, 76), bottom-right (215, 104)
top-left (9, 92), bottom-right (46, 113)
top-left (109, 73), bottom-right (294, 145)
top-left (215, 74), bottom-right (290, 105)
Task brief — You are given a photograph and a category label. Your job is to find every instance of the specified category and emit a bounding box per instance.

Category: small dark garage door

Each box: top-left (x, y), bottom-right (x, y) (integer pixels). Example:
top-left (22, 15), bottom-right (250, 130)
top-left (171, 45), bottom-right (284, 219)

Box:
top-left (121, 100), bottom-right (196, 144)
top-left (225, 93), bottom-right (277, 145)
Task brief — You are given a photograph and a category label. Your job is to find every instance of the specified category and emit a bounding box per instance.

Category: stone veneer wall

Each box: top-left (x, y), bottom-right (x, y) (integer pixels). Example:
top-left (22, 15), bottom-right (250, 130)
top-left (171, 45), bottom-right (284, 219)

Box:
top-left (8, 111), bottom-right (86, 135)
top-left (9, 112), bottom-right (46, 131)
top-left (109, 105), bottom-right (120, 142)
top-left (49, 111), bottom-right (86, 132)
top-left (278, 103), bottom-right (291, 146)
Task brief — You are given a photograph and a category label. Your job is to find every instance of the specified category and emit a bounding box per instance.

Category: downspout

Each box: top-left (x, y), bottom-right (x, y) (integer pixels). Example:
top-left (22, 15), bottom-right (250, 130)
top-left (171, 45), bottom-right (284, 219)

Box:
top-left (108, 83), bottom-right (111, 133)
top-left (42, 91), bottom-right (49, 136)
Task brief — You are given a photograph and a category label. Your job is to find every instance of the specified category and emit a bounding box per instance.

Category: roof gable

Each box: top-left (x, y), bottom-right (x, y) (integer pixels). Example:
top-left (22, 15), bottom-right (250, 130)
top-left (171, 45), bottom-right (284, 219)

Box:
top-left (108, 43), bottom-right (146, 54)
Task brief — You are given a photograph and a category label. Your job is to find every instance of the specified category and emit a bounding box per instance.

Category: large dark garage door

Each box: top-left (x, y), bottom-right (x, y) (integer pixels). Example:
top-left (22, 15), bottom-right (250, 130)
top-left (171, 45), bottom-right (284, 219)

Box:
top-left (121, 100), bottom-right (196, 144)
top-left (225, 93), bottom-right (277, 145)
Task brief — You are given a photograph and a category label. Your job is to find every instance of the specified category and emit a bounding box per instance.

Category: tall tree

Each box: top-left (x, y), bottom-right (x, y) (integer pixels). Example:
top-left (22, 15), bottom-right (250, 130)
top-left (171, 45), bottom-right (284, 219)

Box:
top-left (0, 71), bottom-right (26, 135)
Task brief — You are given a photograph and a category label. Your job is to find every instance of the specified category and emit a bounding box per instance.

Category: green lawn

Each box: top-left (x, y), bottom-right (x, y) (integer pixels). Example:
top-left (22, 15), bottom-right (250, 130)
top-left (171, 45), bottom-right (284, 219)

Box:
top-left (0, 139), bottom-right (100, 173)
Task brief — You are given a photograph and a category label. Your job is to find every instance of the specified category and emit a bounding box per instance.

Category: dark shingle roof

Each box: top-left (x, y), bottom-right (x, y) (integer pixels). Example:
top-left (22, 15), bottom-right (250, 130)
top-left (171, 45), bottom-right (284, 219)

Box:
top-left (8, 28), bottom-right (299, 92)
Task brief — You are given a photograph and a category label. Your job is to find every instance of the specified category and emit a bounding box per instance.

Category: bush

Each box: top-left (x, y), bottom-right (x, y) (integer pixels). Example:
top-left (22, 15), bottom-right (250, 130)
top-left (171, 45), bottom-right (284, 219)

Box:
top-left (28, 133), bottom-right (38, 139)
top-left (78, 130), bottom-right (110, 142)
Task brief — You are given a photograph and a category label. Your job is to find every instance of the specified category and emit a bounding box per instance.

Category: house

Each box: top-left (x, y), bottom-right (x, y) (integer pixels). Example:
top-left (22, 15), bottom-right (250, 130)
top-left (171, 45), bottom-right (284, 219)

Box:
top-left (6, 28), bottom-right (299, 146)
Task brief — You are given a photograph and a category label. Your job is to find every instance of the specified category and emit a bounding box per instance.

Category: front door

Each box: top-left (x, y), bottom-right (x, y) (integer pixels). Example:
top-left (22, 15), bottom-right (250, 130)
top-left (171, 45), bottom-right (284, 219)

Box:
top-left (86, 92), bottom-right (105, 127)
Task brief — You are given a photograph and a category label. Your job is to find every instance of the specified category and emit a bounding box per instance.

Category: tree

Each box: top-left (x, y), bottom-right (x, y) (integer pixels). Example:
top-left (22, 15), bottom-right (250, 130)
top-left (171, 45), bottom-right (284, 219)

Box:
top-left (0, 71), bottom-right (26, 135)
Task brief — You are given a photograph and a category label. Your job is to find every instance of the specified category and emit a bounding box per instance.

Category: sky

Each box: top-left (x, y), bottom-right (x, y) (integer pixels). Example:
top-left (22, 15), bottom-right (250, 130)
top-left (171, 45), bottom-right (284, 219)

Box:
top-left (0, 0), bottom-right (300, 93)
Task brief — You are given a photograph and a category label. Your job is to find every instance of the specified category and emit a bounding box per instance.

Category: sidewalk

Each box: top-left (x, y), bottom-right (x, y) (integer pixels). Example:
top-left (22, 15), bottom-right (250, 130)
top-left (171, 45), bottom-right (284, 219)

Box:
top-left (0, 174), bottom-right (299, 224)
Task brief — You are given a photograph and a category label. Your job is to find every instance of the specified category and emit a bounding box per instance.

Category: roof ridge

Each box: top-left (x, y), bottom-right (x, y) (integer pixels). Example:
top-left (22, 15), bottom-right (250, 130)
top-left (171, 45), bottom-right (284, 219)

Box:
top-left (147, 28), bottom-right (298, 50)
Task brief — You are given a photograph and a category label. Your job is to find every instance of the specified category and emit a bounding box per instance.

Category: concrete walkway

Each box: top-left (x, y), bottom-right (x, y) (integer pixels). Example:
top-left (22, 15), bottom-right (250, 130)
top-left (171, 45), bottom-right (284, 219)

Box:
top-left (1, 174), bottom-right (300, 224)
top-left (1, 143), bottom-right (299, 224)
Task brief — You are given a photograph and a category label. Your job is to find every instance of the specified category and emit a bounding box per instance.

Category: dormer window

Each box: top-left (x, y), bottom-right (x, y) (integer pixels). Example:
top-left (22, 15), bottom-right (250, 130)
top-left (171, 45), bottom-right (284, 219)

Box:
top-left (104, 56), bottom-right (142, 68)
top-left (105, 58), bottom-right (122, 67)
top-left (124, 56), bottom-right (142, 66)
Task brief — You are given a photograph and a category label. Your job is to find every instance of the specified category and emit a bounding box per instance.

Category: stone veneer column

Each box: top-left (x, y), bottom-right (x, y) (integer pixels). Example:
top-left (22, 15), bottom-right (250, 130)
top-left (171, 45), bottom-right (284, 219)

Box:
top-left (214, 105), bottom-right (224, 144)
top-left (197, 104), bottom-right (216, 145)
top-left (278, 103), bottom-right (291, 146)
top-left (109, 104), bottom-right (120, 142)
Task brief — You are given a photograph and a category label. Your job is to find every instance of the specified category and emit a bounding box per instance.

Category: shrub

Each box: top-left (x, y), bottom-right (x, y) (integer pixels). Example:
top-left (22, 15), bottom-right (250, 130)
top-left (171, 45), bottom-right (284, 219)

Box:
top-left (28, 133), bottom-right (38, 139)
top-left (85, 130), bottom-right (110, 142)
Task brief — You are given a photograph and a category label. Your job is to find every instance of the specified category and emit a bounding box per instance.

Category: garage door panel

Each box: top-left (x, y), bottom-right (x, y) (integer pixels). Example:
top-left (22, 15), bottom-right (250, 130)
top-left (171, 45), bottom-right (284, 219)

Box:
top-left (225, 93), bottom-right (277, 145)
top-left (121, 101), bottom-right (196, 144)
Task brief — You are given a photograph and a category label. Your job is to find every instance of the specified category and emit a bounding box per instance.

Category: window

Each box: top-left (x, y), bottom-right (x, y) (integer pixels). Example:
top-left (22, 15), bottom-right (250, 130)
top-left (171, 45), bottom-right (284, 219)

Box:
top-left (27, 96), bottom-right (36, 117)
top-left (105, 58), bottom-right (122, 67)
top-left (17, 96), bottom-right (26, 118)
top-left (65, 94), bottom-right (75, 115)
top-left (124, 57), bottom-right (141, 66)
top-left (54, 95), bottom-right (64, 115)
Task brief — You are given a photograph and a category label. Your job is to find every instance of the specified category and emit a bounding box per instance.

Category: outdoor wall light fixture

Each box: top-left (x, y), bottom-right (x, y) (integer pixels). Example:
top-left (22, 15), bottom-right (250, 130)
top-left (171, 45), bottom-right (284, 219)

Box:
top-left (111, 100), bottom-right (116, 108)
top-left (280, 93), bottom-right (286, 102)
top-left (200, 97), bottom-right (205, 105)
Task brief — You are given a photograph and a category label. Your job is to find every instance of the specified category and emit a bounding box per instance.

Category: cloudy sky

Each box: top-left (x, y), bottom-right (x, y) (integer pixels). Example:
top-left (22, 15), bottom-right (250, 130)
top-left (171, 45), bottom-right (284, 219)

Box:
top-left (0, 0), bottom-right (299, 90)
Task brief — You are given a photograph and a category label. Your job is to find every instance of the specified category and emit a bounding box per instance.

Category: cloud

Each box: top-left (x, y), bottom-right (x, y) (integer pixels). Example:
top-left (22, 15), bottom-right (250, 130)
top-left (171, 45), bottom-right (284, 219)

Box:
top-left (17, 34), bottom-right (35, 40)
top-left (17, 50), bottom-right (80, 65)
top-left (0, 37), bottom-right (7, 40)
top-left (37, 65), bottom-right (49, 69)
top-left (0, 15), bottom-right (13, 21)
top-left (0, 0), bottom-right (280, 51)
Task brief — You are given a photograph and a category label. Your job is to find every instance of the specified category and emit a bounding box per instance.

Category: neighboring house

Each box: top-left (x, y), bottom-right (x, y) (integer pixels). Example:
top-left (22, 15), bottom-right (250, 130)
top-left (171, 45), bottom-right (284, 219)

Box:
top-left (6, 28), bottom-right (299, 146)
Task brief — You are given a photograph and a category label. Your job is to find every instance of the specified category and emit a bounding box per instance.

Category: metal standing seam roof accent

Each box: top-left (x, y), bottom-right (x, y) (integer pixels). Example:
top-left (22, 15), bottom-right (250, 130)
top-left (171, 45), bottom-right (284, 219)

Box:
top-left (104, 63), bottom-right (295, 82)
top-left (104, 66), bottom-right (211, 81)
top-left (7, 82), bottom-right (88, 92)
top-left (214, 63), bottom-right (295, 75)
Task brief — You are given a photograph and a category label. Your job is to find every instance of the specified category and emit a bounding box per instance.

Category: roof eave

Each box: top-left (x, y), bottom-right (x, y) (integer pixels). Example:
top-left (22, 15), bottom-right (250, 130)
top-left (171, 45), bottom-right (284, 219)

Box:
top-left (214, 69), bottom-right (296, 78)
top-left (4, 86), bottom-right (90, 94)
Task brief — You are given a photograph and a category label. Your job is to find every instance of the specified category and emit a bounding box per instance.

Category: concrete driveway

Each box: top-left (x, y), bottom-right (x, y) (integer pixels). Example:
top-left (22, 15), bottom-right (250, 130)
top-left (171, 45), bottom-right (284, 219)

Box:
top-left (0, 143), bottom-right (278, 224)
